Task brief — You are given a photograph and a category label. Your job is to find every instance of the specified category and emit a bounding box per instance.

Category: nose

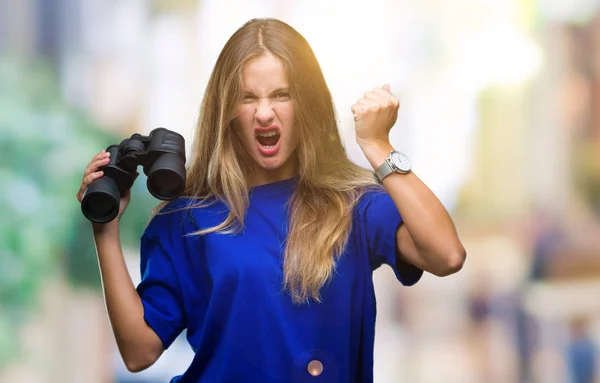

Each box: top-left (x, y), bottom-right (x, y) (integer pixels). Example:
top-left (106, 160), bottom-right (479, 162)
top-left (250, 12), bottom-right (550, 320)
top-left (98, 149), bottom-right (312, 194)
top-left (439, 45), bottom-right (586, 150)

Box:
top-left (255, 99), bottom-right (275, 126)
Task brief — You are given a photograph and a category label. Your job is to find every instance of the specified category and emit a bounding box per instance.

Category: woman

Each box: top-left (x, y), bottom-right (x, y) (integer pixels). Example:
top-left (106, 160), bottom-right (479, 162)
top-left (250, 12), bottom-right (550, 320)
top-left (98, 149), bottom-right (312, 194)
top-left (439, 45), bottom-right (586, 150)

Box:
top-left (76, 18), bottom-right (465, 383)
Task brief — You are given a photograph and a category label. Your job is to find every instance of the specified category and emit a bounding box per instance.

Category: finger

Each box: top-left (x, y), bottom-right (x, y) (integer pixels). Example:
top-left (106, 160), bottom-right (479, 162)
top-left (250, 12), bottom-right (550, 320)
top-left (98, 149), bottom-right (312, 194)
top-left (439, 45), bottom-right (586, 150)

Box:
top-left (351, 103), bottom-right (367, 114)
top-left (352, 98), bottom-right (380, 114)
top-left (82, 171), bottom-right (104, 189)
top-left (372, 88), bottom-right (400, 108)
top-left (83, 151), bottom-right (109, 175)
top-left (356, 98), bottom-right (380, 108)
top-left (363, 90), bottom-right (386, 102)
top-left (351, 104), bottom-right (364, 121)
top-left (383, 83), bottom-right (391, 93)
top-left (92, 151), bottom-right (109, 162)
top-left (84, 157), bottom-right (110, 177)
top-left (76, 171), bottom-right (104, 202)
top-left (372, 87), bottom-right (391, 99)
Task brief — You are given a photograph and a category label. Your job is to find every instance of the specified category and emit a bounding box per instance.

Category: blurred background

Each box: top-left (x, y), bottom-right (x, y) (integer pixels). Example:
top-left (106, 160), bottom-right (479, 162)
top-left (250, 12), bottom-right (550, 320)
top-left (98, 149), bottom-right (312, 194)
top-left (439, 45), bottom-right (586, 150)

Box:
top-left (1, 0), bottom-right (600, 382)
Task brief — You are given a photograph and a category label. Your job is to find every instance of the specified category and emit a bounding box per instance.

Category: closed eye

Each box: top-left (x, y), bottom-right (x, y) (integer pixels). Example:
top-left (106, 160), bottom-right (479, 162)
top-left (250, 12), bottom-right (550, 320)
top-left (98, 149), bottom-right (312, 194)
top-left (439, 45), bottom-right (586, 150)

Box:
top-left (240, 90), bottom-right (290, 102)
top-left (273, 92), bottom-right (290, 100)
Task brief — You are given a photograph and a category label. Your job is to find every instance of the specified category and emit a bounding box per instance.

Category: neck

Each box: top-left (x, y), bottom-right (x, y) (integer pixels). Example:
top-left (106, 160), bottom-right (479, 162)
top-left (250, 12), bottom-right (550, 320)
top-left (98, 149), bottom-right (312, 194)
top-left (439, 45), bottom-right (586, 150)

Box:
top-left (248, 158), bottom-right (299, 187)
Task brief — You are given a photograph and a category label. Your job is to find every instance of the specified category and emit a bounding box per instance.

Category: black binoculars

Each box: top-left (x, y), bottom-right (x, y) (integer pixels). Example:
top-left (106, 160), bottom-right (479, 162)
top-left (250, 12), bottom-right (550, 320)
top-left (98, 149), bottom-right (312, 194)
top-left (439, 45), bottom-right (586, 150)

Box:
top-left (81, 128), bottom-right (186, 223)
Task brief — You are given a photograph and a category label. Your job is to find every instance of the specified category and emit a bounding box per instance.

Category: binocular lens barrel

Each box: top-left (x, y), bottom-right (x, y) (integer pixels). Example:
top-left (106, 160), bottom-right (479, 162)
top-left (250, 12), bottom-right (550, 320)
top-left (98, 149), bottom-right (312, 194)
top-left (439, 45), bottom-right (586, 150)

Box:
top-left (147, 152), bottom-right (186, 200)
top-left (81, 177), bottom-right (120, 223)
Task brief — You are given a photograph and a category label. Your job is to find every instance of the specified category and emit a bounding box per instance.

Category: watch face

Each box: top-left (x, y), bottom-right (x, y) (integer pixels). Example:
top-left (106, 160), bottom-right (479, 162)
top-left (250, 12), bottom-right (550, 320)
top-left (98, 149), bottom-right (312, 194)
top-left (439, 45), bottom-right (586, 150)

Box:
top-left (390, 151), bottom-right (411, 172)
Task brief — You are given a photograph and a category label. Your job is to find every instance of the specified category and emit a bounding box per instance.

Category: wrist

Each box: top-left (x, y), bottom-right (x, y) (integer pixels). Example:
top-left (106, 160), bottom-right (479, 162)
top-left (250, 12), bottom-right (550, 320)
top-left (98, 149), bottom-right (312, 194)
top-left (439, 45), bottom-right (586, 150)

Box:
top-left (358, 139), bottom-right (394, 169)
top-left (92, 221), bottom-right (120, 238)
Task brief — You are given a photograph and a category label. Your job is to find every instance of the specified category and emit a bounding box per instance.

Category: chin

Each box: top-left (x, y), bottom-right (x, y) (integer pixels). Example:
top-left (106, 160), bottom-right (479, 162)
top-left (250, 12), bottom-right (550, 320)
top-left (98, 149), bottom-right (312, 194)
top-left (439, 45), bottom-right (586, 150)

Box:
top-left (254, 152), bottom-right (292, 171)
top-left (258, 158), bottom-right (284, 171)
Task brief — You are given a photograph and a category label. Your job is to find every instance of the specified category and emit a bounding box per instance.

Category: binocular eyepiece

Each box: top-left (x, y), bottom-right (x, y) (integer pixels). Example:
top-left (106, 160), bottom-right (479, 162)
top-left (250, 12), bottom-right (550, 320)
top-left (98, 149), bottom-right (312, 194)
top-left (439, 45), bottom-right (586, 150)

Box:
top-left (81, 128), bottom-right (186, 223)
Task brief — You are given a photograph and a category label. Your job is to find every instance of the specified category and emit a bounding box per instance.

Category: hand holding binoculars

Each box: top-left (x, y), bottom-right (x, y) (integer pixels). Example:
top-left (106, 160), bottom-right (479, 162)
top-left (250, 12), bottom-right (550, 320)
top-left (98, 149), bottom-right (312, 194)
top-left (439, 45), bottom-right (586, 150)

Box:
top-left (81, 128), bottom-right (186, 223)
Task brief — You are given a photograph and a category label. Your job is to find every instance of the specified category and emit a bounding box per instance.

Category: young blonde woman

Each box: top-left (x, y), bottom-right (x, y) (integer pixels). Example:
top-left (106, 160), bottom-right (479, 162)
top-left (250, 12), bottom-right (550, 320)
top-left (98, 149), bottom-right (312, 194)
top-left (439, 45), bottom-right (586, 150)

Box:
top-left (77, 18), bottom-right (466, 383)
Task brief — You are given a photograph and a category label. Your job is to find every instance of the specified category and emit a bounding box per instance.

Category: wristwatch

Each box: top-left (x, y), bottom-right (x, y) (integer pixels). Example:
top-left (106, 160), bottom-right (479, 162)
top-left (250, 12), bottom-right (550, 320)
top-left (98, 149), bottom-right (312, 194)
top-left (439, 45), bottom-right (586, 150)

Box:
top-left (375, 150), bottom-right (411, 182)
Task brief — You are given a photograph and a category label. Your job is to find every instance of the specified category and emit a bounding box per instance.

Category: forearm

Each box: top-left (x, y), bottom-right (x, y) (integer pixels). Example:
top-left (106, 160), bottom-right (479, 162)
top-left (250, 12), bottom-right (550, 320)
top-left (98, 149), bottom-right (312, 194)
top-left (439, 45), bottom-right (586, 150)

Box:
top-left (360, 140), bottom-right (465, 269)
top-left (93, 224), bottom-right (163, 371)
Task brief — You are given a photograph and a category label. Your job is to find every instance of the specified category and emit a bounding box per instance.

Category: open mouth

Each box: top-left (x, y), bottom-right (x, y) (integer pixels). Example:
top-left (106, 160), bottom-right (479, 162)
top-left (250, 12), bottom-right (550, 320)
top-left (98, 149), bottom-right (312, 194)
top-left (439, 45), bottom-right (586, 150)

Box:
top-left (256, 130), bottom-right (280, 148)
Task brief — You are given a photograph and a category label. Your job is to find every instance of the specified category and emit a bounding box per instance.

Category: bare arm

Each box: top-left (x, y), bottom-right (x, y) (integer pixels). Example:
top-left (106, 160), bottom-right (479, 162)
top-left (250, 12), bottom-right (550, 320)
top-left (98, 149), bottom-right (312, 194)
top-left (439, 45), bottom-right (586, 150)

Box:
top-left (352, 84), bottom-right (466, 276)
top-left (361, 141), bottom-right (466, 276)
top-left (77, 151), bottom-right (163, 372)
top-left (93, 224), bottom-right (164, 372)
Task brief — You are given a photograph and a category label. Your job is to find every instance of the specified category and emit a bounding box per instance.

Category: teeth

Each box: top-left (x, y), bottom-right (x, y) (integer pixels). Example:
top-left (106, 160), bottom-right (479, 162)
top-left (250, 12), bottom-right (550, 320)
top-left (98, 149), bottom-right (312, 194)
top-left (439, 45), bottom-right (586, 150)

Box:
top-left (257, 131), bottom-right (278, 137)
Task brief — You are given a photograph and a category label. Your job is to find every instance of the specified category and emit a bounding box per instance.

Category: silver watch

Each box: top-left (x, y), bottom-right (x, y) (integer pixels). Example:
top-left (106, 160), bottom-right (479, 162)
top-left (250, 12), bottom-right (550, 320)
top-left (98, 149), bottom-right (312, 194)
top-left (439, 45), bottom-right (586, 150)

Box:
top-left (375, 150), bottom-right (411, 182)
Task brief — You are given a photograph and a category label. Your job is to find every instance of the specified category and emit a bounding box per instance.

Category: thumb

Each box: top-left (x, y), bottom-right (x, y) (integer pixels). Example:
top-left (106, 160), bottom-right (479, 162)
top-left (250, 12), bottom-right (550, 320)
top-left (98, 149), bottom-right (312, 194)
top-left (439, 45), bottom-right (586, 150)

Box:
top-left (383, 83), bottom-right (391, 93)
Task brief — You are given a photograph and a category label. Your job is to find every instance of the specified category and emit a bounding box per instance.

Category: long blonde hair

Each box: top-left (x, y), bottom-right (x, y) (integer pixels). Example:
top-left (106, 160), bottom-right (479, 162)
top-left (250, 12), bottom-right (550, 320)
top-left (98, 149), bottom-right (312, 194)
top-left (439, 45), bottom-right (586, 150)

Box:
top-left (156, 18), bottom-right (380, 303)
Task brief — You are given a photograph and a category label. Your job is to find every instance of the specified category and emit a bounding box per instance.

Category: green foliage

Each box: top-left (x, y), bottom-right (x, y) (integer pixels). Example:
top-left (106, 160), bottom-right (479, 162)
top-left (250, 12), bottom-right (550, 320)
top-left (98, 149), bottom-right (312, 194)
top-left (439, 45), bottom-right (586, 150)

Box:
top-left (0, 58), bottom-right (156, 367)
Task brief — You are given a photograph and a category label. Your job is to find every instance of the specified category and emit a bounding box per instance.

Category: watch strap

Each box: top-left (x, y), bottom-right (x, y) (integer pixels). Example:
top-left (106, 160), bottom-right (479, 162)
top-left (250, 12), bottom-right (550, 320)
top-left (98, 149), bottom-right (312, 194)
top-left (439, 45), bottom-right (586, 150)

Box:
top-left (375, 157), bottom-right (394, 182)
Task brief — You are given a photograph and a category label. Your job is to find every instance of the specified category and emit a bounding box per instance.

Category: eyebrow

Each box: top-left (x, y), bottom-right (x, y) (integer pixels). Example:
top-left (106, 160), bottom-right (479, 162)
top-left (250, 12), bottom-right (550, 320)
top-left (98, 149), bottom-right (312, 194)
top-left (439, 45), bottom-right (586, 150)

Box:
top-left (242, 87), bottom-right (290, 96)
